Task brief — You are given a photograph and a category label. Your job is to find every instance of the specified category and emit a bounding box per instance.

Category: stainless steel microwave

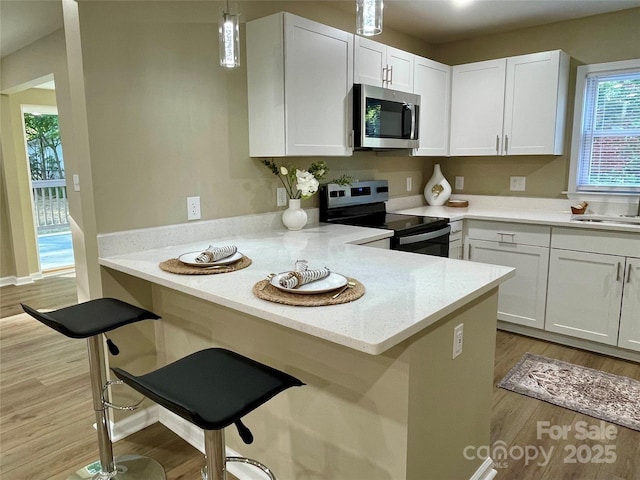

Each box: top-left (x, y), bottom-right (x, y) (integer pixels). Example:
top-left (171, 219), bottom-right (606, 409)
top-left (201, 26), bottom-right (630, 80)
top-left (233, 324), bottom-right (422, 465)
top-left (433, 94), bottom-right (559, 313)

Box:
top-left (353, 84), bottom-right (420, 149)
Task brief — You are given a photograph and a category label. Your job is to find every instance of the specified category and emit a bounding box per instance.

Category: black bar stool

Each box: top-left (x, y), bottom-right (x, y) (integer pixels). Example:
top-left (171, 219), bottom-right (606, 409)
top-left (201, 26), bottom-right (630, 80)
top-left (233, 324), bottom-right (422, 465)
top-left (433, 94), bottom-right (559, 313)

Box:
top-left (112, 348), bottom-right (304, 480)
top-left (21, 298), bottom-right (165, 480)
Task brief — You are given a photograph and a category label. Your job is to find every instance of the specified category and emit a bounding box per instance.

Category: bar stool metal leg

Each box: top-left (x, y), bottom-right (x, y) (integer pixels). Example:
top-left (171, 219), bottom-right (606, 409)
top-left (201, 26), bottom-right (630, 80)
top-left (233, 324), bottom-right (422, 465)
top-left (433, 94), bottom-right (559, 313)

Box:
top-left (66, 336), bottom-right (165, 480)
top-left (201, 429), bottom-right (277, 480)
top-left (203, 429), bottom-right (227, 480)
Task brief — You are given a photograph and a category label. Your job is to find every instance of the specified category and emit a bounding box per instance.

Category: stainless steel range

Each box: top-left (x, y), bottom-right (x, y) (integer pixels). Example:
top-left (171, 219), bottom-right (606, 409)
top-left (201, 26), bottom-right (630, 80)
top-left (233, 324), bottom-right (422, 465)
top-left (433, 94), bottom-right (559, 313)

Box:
top-left (320, 180), bottom-right (451, 257)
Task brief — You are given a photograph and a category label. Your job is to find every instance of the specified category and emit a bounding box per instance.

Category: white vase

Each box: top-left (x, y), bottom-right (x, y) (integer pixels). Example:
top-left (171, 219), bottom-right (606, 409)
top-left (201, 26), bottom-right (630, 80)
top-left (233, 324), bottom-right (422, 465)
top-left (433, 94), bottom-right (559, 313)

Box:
top-left (424, 164), bottom-right (452, 206)
top-left (282, 199), bottom-right (308, 230)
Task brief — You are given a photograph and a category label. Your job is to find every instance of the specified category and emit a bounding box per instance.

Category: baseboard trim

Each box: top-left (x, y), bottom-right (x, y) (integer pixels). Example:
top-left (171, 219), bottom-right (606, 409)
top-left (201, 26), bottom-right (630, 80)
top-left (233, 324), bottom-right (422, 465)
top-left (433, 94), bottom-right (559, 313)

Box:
top-left (158, 408), bottom-right (265, 480)
top-left (111, 407), bottom-right (498, 480)
top-left (469, 457), bottom-right (497, 480)
top-left (1, 273), bottom-right (41, 286)
top-left (498, 321), bottom-right (640, 362)
top-left (108, 406), bottom-right (159, 442)
top-left (110, 407), bottom-right (265, 480)
top-left (0, 276), bottom-right (17, 287)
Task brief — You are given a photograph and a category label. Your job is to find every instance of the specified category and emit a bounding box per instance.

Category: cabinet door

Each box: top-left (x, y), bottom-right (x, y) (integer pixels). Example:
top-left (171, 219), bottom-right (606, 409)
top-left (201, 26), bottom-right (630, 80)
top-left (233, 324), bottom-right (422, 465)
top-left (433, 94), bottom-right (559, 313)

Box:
top-left (449, 238), bottom-right (463, 260)
top-left (413, 56), bottom-right (450, 156)
top-left (546, 250), bottom-right (624, 345)
top-left (503, 50), bottom-right (568, 155)
top-left (618, 258), bottom-right (640, 352)
top-left (386, 46), bottom-right (414, 93)
top-left (354, 36), bottom-right (385, 87)
top-left (284, 15), bottom-right (354, 156)
top-left (469, 239), bottom-right (549, 329)
top-left (450, 59), bottom-right (506, 156)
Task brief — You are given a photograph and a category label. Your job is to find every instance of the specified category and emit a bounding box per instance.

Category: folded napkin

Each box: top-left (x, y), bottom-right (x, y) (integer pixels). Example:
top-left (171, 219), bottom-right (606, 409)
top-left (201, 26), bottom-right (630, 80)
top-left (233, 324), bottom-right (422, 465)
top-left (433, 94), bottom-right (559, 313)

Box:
top-left (279, 266), bottom-right (330, 289)
top-left (195, 245), bottom-right (237, 263)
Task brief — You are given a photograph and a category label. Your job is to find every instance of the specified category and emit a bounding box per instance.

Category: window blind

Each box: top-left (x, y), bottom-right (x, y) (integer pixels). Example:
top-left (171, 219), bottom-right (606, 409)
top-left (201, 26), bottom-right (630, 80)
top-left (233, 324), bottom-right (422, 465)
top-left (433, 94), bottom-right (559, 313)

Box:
top-left (577, 71), bottom-right (640, 193)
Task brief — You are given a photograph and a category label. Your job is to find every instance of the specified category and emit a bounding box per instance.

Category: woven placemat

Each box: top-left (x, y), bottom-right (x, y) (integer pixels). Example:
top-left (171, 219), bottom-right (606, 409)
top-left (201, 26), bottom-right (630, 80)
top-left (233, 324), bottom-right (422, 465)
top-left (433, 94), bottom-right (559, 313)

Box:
top-left (159, 256), bottom-right (252, 275)
top-left (252, 278), bottom-right (365, 306)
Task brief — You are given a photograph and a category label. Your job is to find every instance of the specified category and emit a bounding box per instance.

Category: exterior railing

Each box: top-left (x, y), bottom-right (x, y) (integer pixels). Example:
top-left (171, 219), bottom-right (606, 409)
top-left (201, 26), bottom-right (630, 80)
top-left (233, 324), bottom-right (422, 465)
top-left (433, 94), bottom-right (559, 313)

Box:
top-left (31, 179), bottom-right (70, 231)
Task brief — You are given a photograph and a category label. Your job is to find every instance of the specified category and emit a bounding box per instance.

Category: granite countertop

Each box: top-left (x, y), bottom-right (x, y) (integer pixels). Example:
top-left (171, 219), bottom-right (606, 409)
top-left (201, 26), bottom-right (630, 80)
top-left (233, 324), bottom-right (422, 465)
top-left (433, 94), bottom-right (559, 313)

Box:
top-left (392, 194), bottom-right (640, 233)
top-left (99, 221), bottom-right (513, 355)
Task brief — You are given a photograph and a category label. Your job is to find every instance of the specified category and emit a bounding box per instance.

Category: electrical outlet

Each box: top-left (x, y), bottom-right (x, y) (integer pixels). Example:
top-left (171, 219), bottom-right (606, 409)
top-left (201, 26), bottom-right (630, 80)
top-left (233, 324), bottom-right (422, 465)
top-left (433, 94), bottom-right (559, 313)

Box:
top-left (276, 187), bottom-right (288, 207)
top-left (510, 176), bottom-right (526, 192)
top-left (406, 177), bottom-right (412, 192)
top-left (187, 196), bottom-right (201, 220)
top-left (455, 176), bottom-right (464, 190)
top-left (453, 323), bottom-right (464, 359)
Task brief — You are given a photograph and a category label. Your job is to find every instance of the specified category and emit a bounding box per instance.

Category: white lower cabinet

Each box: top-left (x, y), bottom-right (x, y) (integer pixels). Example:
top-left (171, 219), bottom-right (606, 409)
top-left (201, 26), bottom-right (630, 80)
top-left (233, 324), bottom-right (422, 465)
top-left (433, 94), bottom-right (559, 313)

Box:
top-left (466, 221), bottom-right (550, 329)
top-left (448, 220), bottom-right (463, 260)
top-left (546, 250), bottom-right (624, 345)
top-left (545, 228), bottom-right (640, 351)
top-left (618, 258), bottom-right (640, 351)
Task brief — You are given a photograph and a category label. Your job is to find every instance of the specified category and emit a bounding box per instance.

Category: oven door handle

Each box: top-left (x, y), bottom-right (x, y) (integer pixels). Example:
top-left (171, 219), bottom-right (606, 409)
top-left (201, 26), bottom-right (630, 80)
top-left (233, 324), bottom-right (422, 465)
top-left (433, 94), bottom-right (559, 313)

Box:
top-left (397, 225), bottom-right (451, 245)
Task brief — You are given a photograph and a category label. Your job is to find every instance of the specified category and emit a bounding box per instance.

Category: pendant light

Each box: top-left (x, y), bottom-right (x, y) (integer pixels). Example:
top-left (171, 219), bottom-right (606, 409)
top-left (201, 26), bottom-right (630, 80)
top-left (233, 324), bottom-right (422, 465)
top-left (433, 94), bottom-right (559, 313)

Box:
top-left (356, 0), bottom-right (383, 36)
top-left (219, 0), bottom-right (240, 68)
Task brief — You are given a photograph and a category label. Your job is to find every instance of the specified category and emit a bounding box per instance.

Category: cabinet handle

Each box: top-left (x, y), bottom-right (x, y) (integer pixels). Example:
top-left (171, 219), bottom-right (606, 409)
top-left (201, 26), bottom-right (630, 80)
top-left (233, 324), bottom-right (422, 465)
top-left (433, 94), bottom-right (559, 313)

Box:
top-left (627, 263), bottom-right (632, 283)
top-left (496, 135), bottom-right (500, 154)
top-left (504, 134), bottom-right (509, 154)
top-left (382, 66), bottom-right (388, 86)
top-left (497, 232), bottom-right (516, 242)
top-left (617, 262), bottom-right (622, 282)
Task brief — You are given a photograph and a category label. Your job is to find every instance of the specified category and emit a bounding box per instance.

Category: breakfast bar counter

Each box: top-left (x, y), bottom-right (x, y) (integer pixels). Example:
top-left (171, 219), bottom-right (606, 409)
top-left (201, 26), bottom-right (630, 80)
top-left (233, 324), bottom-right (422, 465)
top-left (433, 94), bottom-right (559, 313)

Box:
top-left (98, 217), bottom-right (513, 480)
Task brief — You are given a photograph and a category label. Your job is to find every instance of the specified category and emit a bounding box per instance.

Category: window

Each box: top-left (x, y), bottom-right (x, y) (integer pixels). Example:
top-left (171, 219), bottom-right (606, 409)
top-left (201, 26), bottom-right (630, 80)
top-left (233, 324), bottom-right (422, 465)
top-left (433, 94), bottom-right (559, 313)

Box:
top-left (569, 59), bottom-right (640, 195)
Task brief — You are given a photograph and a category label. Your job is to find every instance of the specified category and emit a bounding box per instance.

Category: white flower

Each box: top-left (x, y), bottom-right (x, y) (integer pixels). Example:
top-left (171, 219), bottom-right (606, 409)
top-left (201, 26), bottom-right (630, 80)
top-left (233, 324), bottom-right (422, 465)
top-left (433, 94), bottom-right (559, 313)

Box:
top-left (296, 169), bottom-right (319, 198)
top-left (280, 166), bottom-right (288, 176)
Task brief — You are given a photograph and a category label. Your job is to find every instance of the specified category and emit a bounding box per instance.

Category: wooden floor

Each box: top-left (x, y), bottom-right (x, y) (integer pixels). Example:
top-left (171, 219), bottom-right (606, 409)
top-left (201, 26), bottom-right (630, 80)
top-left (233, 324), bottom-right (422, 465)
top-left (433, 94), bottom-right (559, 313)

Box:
top-left (0, 275), bottom-right (208, 479)
top-left (1, 275), bottom-right (639, 479)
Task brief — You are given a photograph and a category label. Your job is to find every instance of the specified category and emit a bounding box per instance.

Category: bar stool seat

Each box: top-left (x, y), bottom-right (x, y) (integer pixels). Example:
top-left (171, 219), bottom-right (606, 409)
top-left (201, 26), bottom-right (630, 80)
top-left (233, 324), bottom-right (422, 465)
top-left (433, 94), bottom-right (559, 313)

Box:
top-left (22, 298), bottom-right (165, 480)
top-left (112, 348), bottom-right (304, 480)
top-left (22, 298), bottom-right (160, 338)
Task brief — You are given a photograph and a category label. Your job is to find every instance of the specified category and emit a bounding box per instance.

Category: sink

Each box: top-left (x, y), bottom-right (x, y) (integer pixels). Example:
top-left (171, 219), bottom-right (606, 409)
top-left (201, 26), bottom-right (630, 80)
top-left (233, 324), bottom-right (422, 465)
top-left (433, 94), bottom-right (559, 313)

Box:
top-left (571, 214), bottom-right (640, 225)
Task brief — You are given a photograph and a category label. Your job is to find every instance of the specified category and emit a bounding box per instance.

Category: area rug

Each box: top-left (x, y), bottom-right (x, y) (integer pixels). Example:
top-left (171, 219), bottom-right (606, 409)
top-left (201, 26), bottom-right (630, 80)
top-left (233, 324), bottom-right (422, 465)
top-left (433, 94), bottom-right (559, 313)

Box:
top-left (498, 353), bottom-right (640, 431)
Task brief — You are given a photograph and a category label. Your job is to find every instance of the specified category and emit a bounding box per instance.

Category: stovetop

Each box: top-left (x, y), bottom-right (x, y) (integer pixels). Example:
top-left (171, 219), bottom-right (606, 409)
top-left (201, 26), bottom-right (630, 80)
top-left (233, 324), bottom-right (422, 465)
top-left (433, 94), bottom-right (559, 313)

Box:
top-left (319, 180), bottom-right (449, 236)
top-left (329, 212), bottom-right (449, 235)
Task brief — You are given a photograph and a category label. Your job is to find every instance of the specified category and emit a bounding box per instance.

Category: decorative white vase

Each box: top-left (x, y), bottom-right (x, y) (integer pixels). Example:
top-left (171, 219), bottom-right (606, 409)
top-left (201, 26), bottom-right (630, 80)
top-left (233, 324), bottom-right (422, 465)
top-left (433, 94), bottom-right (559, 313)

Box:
top-left (282, 198), bottom-right (308, 230)
top-left (424, 164), bottom-right (452, 206)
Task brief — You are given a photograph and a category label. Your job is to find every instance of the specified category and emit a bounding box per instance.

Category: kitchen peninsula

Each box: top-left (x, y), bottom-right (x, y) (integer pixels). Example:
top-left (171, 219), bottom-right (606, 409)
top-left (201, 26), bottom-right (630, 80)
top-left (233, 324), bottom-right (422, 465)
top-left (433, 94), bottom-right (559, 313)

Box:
top-left (98, 214), bottom-right (513, 480)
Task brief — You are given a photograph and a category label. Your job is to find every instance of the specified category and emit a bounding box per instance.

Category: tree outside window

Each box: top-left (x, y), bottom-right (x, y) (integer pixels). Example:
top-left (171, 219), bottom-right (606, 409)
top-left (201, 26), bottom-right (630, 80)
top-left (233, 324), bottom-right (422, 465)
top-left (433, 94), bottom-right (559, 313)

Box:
top-left (24, 113), bottom-right (64, 181)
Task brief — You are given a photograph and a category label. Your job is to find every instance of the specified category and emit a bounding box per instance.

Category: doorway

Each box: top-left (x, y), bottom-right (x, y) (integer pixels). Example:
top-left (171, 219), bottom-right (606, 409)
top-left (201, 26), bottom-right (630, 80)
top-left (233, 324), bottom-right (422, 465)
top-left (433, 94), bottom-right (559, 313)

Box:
top-left (23, 105), bottom-right (74, 272)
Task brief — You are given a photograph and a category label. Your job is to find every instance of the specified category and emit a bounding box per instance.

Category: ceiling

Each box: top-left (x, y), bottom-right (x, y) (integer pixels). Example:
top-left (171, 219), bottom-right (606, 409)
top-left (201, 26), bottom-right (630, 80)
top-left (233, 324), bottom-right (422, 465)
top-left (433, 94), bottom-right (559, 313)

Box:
top-left (2, 0), bottom-right (640, 59)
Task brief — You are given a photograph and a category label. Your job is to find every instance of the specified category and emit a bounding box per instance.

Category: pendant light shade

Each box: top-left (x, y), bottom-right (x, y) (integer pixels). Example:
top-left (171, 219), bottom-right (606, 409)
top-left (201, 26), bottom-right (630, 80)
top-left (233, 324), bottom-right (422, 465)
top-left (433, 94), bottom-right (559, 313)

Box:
top-left (356, 0), bottom-right (383, 36)
top-left (219, 2), bottom-right (240, 68)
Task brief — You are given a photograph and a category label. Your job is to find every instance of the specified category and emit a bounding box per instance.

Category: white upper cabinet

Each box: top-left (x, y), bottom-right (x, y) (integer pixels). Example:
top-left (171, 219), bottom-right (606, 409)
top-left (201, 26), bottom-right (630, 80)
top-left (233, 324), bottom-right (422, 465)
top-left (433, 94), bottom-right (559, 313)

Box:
top-left (450, 50), bottom-right (569, 156)
top-left (504, 51), bottom-right (570, 155)
top-left (354, 36), bottom-right (413, 93)
top-left (450, 59), bottom-right (506, 156)
top-left (246, 13), bottom-right (354, 157)
top-left (355, 38), bottom-right (450, 156)
top-left (413, 56), bottom-right (451, 156)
